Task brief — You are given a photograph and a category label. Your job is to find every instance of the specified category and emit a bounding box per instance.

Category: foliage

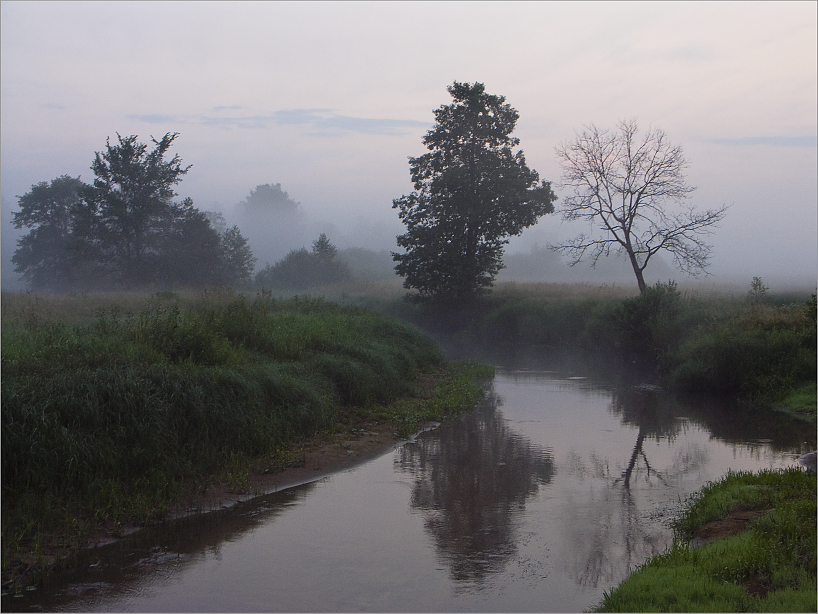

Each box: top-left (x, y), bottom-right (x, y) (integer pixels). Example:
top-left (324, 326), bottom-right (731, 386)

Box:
top-left (668, 296), bottom-right (817, 402)
top-left (238, 182), bottom-right (300, 216)
top-left (613, 280), bottom-right (685, 363)
top-left (392, 82), bottom-right (556, 303)
top-left (11, 134), bottom-right (256, 291)
top-left (220, 225), bottom-right (257, 287)
top-left (11, 175), bottom-right (88, 290)
top-left (554, 119), bottom-right (729, 293)
top-left (747, 276), bottom-right (770, 304)
top-left (1, 294), bottom-right (448, 552)
top-left (255, 233), bottom-right (351, 290)
top-left (595, 468), bottom-right (817, 613)
top-left (81, 132), bottom-right (193, 286)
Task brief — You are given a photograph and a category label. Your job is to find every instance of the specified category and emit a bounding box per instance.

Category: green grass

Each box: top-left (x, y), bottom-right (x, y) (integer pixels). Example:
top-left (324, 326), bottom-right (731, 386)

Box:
top-left (2, 291), bottom-right (494, 573)
top-left (775, 381), bottom-right (817, 421)
top-left (366, 281), bottom-right (816, 407)
top-left (594, 468), bottom-right (817, 612)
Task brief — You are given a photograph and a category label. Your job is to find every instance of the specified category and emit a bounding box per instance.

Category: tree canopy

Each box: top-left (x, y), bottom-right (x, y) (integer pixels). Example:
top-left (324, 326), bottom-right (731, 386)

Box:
top-left (553, 119), bottom-right (728, 293)
top-left (392, 81), bottom-right (555, 302)
top-left (12, 133), bottom-right (256, 291)
top-left (11, 175), bottom-right (87, 290)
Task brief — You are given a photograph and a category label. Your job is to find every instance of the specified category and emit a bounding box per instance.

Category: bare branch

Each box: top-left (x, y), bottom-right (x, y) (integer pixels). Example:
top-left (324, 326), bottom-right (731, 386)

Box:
top-left (554, 119), bottom-right (727, 293)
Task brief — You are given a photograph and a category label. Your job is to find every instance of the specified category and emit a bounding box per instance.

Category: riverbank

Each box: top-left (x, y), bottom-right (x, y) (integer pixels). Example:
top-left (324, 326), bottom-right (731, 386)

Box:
top-left (369, 281), bottom-right (817, 412)
top-left (593, 467), bottom-right (817, 612)
top-left (1, 290), bottom-right (492, 593)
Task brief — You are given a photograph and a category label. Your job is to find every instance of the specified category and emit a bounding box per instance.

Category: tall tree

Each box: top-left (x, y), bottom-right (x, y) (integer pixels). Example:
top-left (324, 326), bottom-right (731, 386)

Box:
top-left (234, 182), bottom-right (303, 269)
top-left (12, 175), bottom-right (89, 290)
top-left (84, 132), bottom-right (191, 287)
top-left (392, 82), bottom-right (556, 302)
top-left (157, 198), bottom-right (226, 288)
top-left (553, 119), bottom-right (729, 293)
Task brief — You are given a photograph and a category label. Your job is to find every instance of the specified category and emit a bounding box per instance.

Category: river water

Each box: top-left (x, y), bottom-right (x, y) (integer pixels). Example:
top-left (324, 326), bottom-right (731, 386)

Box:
top-left (8, 356), bottom-right (814, 612)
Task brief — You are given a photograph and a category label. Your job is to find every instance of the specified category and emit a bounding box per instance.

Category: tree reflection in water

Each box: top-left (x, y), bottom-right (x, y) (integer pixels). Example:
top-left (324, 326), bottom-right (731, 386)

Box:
top-left (564, 384), bottom-right (702, 590)
top-left (396, 386), bottom-right (555, 589)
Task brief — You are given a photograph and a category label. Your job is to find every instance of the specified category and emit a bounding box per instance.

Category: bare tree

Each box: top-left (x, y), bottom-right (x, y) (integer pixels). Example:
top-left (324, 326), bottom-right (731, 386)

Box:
top-left (553, 119), bottom-right (728, 293)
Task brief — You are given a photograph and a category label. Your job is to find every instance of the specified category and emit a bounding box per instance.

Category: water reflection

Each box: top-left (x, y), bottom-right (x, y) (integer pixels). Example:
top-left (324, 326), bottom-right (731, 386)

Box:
top-left (396, 385), bottom-right (555, 589)
top-left (7, 360), bottom-right (814, 613)
top-left (6, 483), bottom-right (317, 612)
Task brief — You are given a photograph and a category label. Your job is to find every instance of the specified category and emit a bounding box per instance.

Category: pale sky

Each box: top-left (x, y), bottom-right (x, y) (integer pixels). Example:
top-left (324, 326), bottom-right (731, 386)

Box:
top-left (2, 1), bottom-right (816, 288)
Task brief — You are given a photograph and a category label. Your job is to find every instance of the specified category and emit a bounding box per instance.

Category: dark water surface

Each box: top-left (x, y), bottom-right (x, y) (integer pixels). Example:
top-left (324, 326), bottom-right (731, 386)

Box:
top-left (8, 360), bottom-right (814, 612)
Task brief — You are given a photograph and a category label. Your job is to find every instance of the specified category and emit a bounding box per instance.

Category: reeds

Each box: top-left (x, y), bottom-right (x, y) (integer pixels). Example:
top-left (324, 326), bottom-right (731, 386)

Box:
top-left (2, 292), bottom-right (446, 549)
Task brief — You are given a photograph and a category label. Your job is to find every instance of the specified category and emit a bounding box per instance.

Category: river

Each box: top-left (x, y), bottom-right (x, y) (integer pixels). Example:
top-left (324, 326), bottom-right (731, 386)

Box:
top-left (7, 355), bottom-right (814, 612)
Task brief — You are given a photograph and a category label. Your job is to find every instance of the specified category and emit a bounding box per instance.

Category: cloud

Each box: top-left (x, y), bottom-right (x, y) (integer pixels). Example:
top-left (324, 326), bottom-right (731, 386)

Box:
top-left (126, 113), bottom-right (187, 124)
top-left (212, 105), bottom-right (243, 112)
top-left (710, 136), bottom-right (817, 147)
top-left (127, 108), bottom-right (429, 135)
top-left (320, 115), bottom-right (429, 135)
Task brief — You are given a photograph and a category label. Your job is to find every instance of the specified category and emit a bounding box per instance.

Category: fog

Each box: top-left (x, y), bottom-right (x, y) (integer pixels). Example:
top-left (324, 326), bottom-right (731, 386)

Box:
top-left (2, 2), bottom-right (816, 293)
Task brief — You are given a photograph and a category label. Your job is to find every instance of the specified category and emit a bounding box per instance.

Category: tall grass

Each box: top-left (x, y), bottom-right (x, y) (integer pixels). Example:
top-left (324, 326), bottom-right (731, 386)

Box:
top-left (2, 292), bottom-right (446, 549)
top-left (363, 281), bottom-right (816, 406)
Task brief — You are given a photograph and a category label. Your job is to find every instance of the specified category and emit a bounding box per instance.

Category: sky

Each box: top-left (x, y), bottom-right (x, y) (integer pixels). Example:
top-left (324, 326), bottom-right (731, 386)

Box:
top-left (2, 1), bottom-right (816, 289)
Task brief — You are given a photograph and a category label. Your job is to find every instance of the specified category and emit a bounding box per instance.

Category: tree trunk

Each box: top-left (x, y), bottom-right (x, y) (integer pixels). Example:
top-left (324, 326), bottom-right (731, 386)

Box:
top-left (626, 248), bottom-right (647, 293)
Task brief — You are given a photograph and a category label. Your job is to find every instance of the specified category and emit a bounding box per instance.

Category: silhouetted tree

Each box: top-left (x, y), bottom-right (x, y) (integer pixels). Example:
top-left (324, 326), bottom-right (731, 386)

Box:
top-left (393, 81), bottom-right (556, 302)
top-left (82, 132), bottom-right (192, 287)
top-left (238, 183), bottom-right (300, 216)
top-left (220, 225), bottom-right (256, 287)
top-left (12, 135), bottom-right (258, 291)
top-left (157, 199), bottom-right (226, 287)
top-left (553, 119), bottom-right (728, 293)
top-left (12, 175), bottom-right (90, 290)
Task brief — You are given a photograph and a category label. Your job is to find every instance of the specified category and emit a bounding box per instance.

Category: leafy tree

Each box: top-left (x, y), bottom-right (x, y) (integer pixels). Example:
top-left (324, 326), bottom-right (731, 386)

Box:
top-left (392, 81), bottom-right (556, 302)
top-left (83, 132), bottom-right (192, 287)
top-left (312, 232), bottom-right (338, 260)
top-left (235, 182), bottom-right (304, 269)
top-left (157, 199), bottom-right (226, 288)
top-left (255, 233), bottom-right (350, 290)
top-left (553, 119), bottom-right (729, 293)
top-left (220, 225), bottom-right (257, 287)
top-left (238, 183), bottom-right (300, 216)
top-left (204, 211), bottom-right (257, 287)
top-left (11, 175), bottom-right (88, 290)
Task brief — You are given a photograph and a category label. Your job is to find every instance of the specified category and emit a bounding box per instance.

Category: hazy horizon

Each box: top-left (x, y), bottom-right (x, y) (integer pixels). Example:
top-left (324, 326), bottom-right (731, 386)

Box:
top-left (2, 2), bottom-right (816, 292)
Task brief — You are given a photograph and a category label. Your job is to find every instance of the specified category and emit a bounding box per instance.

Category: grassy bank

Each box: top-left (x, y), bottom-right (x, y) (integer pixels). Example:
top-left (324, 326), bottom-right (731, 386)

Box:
top-left (1, 290), bottom-right (491, 580)
top-left (357, 281), bottom-right (816, 413)
top-left (594, 468), bottom-right (817, 612)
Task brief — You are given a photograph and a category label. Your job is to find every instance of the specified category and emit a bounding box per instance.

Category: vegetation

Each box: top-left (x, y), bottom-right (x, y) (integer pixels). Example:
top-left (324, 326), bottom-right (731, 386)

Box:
top-left (365, 279), bottom-right (816, 411)
top-left (554, 119), bottom-right (729, 293)
top-left (12, 134), bottom-right (256, 291)
top-left (594, 468), bottom-right (817, 612)
top-left (1, 290), bottom-right (490, 577)
top-left (392, 81), bottom-right (556, 303)
top-left (255, 233), bottom-right (351, 290)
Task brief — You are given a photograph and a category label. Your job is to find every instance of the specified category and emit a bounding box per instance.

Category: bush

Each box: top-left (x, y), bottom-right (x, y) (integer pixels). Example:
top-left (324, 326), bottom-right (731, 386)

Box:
top-left (669, 299), bottom-right (817, 401)
top-left (255, 234), bottom-right (351, 290)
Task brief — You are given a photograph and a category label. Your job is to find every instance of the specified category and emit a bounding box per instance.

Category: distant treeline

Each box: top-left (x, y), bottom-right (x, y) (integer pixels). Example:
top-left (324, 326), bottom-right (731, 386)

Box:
top-left (11, 133), bottom-right (381, 293)
top-left (12, 134), bottom-right (258, 291)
